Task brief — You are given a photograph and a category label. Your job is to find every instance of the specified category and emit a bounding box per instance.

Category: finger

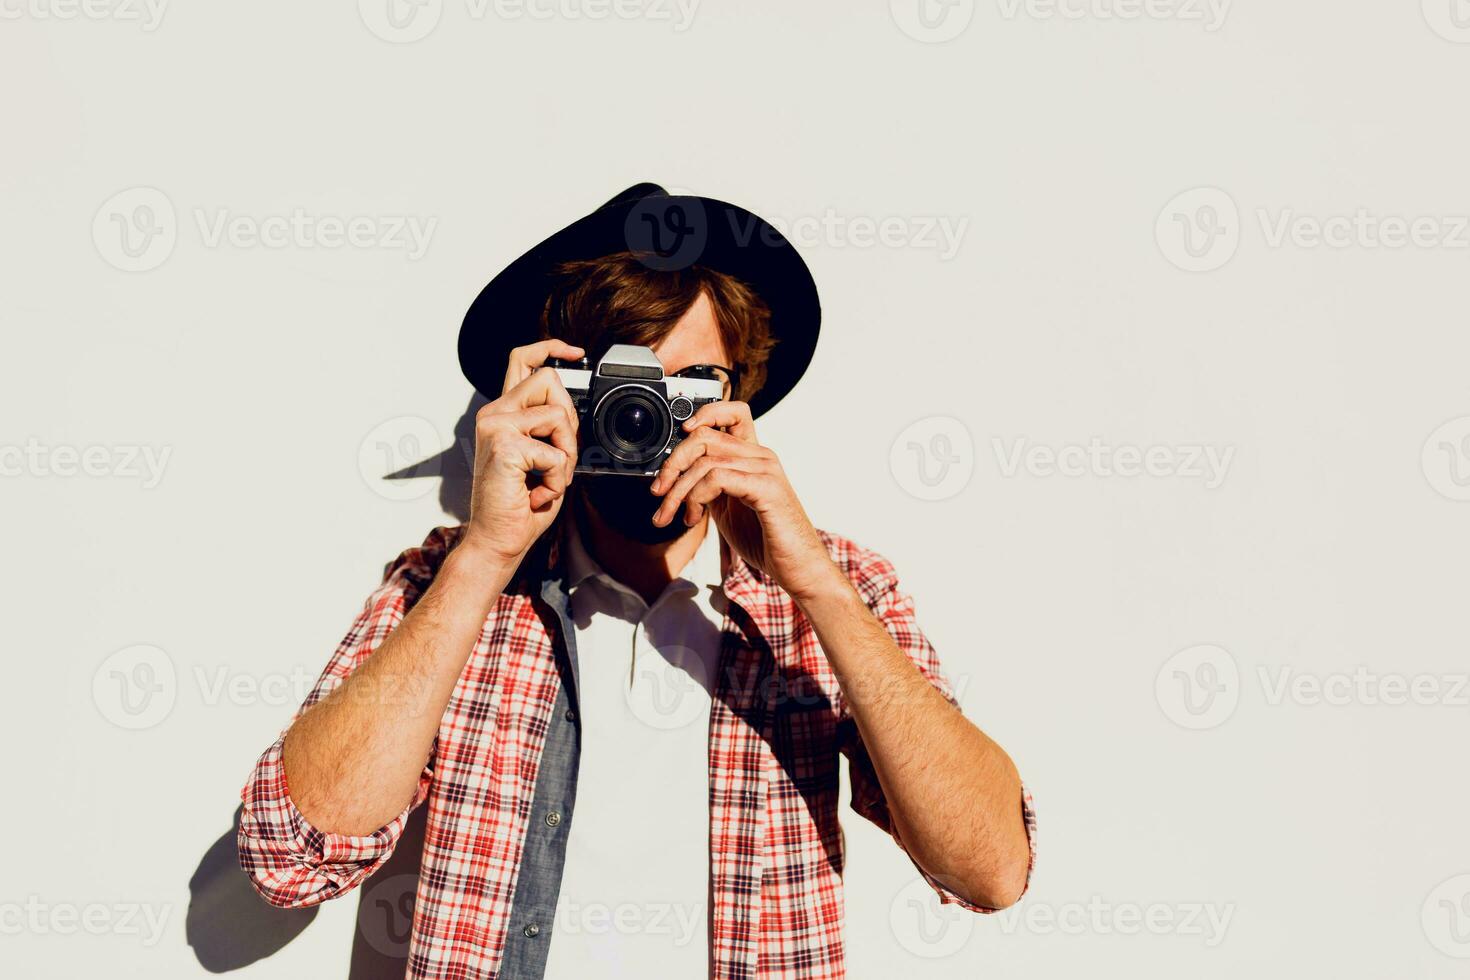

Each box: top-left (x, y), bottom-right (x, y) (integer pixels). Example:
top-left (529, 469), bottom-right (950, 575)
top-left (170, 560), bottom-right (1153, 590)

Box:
top-left (681, 467), bottom-right (763, 526)
top-left (509, 403), bottom-right (579, 466)
top-left (502, 436), bottom-right (570, 508)
top-left (528, 482), bottom-right (564, 512)
top-left (528, 436), bottom-right (572, 507)
top-left (494, 433), bottom-right (567, 478)
top-left (683, 464), bottom-right (770, 525)
top-left (652, 427), bottom-right (765, 494)
top-left (491, 367), bottom-right (579, 434)
top-left (478, 402), bottom-right (577, 467)
top-left (502, 339), bottom-right (585, 394)
top-left (683, 399), bottom-right (757, 443)
top-left (652, 456), bottom-right (768, 527)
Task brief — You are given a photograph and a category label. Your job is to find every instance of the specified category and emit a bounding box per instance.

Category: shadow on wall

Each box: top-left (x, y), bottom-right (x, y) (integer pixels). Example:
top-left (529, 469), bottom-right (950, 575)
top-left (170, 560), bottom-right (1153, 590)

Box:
top-left (185, 807), bottom-right (317, 971)
top-left (383, 392), bottom-right (486, 524)
top-left (187, 394), bottom-right (479, 977)
top-left (188, 805), bottom-right (429, 979)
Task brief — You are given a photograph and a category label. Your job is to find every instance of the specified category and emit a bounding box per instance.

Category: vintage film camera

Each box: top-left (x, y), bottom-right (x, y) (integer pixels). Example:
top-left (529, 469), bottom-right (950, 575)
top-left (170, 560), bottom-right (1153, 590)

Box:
top-left (548, 344), bottom-right (727, 476)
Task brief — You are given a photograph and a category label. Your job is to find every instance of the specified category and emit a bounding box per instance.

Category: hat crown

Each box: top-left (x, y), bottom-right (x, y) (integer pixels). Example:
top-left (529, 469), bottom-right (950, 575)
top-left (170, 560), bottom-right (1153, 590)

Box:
top-left (599, 183), bottom-right (667, 211)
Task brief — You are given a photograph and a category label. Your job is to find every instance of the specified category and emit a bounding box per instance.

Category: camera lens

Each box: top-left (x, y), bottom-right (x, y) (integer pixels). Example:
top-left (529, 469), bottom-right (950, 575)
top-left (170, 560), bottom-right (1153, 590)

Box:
top-left (612, 403), bottom-right (654, 445)
top-left (593, 386), bottom-right (673, 468)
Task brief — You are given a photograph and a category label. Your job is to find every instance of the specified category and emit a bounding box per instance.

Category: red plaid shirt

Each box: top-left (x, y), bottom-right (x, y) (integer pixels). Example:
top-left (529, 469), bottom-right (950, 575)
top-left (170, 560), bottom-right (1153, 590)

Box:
top-left (239, 524), bottom-right (1036, 979)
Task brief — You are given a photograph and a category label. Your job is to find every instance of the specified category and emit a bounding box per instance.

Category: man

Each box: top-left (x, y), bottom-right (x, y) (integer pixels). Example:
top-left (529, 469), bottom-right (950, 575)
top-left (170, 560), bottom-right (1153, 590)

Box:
top-left (239, 184), bottom-right (1036, 980)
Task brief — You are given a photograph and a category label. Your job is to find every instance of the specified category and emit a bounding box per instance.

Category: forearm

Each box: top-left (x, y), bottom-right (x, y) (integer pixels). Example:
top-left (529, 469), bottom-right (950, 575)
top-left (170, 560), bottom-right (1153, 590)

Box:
top-left (796, 571), bottom-right (1030, 909)
top-left (282, 542), bottom-right (512, 836)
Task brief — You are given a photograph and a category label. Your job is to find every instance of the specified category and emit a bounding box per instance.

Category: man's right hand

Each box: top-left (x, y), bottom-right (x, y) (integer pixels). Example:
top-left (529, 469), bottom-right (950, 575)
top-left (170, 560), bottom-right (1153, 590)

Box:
top-left (460, 339), bottom-right (583, 569)
top-left (275, 339), bottom-right (585, 840)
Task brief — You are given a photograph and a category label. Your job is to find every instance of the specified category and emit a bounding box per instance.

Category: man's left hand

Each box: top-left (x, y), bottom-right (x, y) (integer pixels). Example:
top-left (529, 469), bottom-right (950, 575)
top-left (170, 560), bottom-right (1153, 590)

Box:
top-left (649, 400), bottom-right (841, 602)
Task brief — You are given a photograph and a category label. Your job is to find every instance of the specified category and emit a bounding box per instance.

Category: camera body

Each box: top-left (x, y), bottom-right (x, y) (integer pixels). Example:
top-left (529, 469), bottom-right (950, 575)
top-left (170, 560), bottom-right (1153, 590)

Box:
top-left (548, 344), bottom-right (725, 476)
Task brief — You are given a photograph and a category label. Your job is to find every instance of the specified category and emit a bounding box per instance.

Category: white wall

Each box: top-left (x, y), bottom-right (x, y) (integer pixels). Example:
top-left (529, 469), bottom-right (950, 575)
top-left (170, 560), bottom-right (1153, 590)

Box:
top-left (3, 2), bottom-right (1468, 977)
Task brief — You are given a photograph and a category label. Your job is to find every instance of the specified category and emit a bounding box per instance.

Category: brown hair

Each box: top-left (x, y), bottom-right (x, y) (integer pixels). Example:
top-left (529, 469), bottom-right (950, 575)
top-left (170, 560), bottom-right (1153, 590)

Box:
top-left (540, 252), bottom-right (775, 400)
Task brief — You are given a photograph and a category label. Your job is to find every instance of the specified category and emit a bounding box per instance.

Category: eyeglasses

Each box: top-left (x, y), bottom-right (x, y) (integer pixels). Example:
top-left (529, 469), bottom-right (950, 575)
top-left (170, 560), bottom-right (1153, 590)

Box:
top-left (671, 363), bottom-right (742, 399)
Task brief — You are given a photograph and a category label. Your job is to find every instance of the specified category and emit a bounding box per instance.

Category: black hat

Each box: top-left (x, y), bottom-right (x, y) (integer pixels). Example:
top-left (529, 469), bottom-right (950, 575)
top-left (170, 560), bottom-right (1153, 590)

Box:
top-left (458, 182), bottom-right (821, 419)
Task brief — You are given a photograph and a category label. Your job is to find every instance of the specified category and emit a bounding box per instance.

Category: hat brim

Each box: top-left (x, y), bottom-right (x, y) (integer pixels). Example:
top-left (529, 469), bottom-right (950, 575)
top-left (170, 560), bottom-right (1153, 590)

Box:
top-left (458, 186), bottom-right (821, 420)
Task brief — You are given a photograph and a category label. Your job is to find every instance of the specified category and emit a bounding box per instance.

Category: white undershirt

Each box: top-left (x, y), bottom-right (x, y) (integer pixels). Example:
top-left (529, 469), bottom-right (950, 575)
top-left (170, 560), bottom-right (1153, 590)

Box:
top-left (542, 520), bottom-right (726, 980)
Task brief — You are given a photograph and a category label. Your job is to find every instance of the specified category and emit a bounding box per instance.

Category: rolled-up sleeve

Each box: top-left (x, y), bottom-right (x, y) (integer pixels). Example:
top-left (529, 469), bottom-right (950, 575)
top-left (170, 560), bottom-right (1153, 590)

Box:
top-left (837, 547), bottom-right (1037, 914)
top-left (237, 561), bottom-right (434, 909)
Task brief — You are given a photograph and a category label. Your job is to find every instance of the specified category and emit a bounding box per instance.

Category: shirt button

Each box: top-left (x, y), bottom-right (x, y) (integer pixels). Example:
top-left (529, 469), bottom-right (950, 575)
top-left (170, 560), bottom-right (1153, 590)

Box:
top-left (565, 708), bottom-right (577, 723)
top-left (524, 923), bottom-right (540, 938)
top-left (545, 810), bottom-right (562, 828)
